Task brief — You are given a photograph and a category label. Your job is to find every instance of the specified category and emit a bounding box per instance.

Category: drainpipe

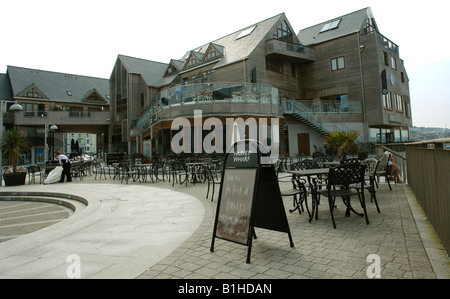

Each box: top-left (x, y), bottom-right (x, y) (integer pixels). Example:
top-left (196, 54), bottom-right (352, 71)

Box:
top-left (358, 31), bottom-right (369, 142)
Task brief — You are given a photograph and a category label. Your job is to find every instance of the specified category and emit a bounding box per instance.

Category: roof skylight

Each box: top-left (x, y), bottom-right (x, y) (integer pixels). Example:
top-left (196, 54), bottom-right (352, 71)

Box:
top-left (236, 25), bottom-right (256, 39)
top-left (320, 19), bottom-right (341, 33)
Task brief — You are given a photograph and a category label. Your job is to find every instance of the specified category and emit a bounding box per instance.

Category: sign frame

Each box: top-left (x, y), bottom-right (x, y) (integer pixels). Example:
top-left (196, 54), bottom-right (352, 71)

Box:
top-left (210, 139), bottom-right (294, 263)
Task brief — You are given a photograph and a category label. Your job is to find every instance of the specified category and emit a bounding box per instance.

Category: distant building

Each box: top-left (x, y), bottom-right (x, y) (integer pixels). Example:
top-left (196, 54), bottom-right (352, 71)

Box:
top-left (64, 133), bottom-right (97, 156)
top-left (4, 66), bottom-right (110, 162)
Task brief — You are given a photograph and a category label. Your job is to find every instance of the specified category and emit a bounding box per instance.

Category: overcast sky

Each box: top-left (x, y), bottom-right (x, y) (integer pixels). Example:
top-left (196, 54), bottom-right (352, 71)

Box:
top-left (1, 0), bottom-right (449, 128)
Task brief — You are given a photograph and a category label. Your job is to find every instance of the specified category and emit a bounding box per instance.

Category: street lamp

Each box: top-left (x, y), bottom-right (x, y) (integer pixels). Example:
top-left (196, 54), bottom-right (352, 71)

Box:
top-left (0, 101), bottom-right (24, 186)
top-left (44, 124), bottom-right (58, 162)
top-left (9, 102), bottom-right (24, 113)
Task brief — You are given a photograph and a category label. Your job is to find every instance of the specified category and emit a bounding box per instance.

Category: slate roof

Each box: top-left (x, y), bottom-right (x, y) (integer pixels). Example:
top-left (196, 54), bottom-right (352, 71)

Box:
top-left (0, 73), bottom-right (13, 101)
top-left (7, 66), bottom-right (109, 104)
top-left (112, 13), bottom-right (304, 89)
top-left (117, 55), bottom-right (168, 87)
top-left (297, 7), bottom-right (374, 46)
top-left (179, 13), bottom-right (294, 70)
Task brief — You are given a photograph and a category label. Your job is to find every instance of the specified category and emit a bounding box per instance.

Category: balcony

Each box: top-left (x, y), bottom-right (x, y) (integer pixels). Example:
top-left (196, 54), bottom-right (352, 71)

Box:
top-left (266, 39), bottom-right (315, 63)
top-left (131, 83), bottom-right (283, 135)
top-left (13, 110), bottom-right (111, 132)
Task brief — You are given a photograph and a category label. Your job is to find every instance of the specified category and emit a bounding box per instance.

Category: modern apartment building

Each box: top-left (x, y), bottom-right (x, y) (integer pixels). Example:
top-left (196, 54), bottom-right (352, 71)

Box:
top-left (110, 7), bottom-right (411, 158)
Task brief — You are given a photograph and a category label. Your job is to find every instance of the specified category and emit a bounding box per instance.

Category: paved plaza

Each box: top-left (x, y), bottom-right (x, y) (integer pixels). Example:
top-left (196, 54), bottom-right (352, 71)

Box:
top-left (0, 170), bottom-right (449, 279)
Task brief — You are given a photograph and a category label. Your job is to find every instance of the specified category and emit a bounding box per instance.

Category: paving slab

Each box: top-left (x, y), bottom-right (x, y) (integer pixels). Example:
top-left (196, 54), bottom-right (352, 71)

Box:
top-left (0, 173), bottom-right (449, 279)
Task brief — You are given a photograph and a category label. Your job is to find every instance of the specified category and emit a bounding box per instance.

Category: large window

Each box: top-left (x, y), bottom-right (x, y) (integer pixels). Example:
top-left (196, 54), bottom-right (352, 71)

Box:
top-left (24, 103), bottom-right (48, 117)
top-left (273, 20), bottom-right (294, 42)
top-left (320, 94), bottom-right (348, 112)
top-left (116, 97), bottom-right (127, 121)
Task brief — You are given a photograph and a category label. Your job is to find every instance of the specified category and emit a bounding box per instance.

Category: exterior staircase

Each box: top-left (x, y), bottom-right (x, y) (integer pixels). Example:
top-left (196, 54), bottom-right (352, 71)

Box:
top-left (283, 99), bottom-right (359, 138)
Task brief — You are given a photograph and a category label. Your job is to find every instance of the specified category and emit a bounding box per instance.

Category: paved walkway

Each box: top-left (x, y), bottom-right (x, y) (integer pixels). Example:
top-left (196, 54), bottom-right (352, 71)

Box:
top-left (0, 172), bottom-right (448, 279)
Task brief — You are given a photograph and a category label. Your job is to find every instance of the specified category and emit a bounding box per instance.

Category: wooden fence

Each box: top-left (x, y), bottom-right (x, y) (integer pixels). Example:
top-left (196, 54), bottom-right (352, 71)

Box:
top-left (405, 139), bottom-right (450, 254)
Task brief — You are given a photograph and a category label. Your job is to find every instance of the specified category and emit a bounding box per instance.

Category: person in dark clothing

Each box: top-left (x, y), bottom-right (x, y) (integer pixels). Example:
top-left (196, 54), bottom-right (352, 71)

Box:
top-left (56, 151), bottom-right (72, 182)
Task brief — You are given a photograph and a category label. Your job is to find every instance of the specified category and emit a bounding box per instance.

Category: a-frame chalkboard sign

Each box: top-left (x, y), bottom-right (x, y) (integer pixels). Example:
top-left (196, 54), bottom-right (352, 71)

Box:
top-left (210, 139), bottom-right (294, 263)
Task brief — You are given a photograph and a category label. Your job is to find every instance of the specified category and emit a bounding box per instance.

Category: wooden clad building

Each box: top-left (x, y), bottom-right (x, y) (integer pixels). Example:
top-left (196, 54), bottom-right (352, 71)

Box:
top-left (109, 7), bottom-right (411, 157)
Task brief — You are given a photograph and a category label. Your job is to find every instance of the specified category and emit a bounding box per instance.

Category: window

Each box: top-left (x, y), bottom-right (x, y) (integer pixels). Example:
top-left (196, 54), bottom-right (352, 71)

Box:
top-left (383, 92), bottom-right (393, 109)
top-left (404, 101), bottom-right (411, 118)
top-left (320, 94), bottom-right (348, 112)
top-left (265, 57), bottom-right (283, 73)
top-left (204, 46), bottom-right (220, 61)
top-left (24, 88), bottom-right (43, 99)
top-left (391, 57), bottom-right (397, 70)
top-left (167, 64), bottom-right (178, 75)
top-left (364, 18), bottom-right (377, 34)
top-left (24, 103), bottom-right (49, 117)
top-left (395, 94), bottom-right (403, 112)
top-left (331, 56), bottom-right (345, 71)
top-left (383, 52), bottom-right (389, 66)
top-left (185, 54), bottom-right (200, 68)
top-left (320, 19), bottom-right (341, 33)
top-left (273, 20), bottom-right (294, 42)
top-left (116, 97), bottom-right (127, 121)
top-left (237, 25), bottom-right (256, 39)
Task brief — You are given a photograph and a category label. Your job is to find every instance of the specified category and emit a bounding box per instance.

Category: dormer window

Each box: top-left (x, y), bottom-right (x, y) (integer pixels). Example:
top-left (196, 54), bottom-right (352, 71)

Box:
top-left (167, 64), bottom-right (178, 74)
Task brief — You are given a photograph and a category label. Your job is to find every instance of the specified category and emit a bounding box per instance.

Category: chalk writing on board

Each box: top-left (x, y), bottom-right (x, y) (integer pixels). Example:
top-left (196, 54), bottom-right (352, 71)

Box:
top-left (233, 150), bottom-right (253, 163)
top-left (216, 169), bottom-right (256, 245)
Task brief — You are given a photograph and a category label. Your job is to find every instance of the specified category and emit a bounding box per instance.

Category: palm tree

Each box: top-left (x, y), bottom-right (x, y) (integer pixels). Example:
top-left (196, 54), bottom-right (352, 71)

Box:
top-left (323, 130), bottom-right (360, 161)
top-left (2, 127), bottom-right (29, 173)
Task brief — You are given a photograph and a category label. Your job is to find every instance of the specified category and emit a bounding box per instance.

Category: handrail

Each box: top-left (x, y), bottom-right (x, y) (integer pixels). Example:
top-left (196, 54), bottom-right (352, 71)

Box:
top-left (285, 99), bottom-right (363, 141)
top-left (375, 144), bottom-right (407, 183)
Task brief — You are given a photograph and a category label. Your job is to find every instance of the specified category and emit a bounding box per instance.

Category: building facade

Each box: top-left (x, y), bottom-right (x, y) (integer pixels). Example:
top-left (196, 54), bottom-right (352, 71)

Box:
top-left (110, 7), bottom-right (411, 158)
top-left (2, 7), bottom-right (411, 162)
top-left (4, 66), bottom-right (110, 163)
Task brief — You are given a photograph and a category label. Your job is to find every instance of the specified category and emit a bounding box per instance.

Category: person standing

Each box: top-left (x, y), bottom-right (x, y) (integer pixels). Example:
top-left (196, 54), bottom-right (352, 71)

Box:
top-left (56, 151), bottom-right (72, 182)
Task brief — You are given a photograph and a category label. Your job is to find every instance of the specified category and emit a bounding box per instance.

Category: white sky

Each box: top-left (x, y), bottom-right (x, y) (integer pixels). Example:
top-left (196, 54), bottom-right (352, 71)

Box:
top-left (1, 0), bottom-right (449, 128)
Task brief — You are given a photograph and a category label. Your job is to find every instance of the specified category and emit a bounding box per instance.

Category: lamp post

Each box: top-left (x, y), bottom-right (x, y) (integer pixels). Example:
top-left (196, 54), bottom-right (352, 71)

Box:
top-left (0, 101), bottom-right (24, 186)
top-left (44, 124), bottom-right (58, 163)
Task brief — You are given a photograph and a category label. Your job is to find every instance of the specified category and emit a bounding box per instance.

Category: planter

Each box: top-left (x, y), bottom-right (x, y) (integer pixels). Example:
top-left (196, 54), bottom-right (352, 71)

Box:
top-left (3, 172), bottom-right (27, 186)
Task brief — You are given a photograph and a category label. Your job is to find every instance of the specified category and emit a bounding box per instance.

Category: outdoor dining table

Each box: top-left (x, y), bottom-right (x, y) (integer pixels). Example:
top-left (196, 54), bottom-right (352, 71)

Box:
top-left (288, 168), bottom-right (330, 223)
top-left (288, 165), bottom-right (369, 225)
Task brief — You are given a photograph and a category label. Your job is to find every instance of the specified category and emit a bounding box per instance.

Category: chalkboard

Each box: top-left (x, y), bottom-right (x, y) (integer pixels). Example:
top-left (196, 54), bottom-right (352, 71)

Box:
top-left (211, 139), bottom-right (293, 263)
top-left (215, 168), bottom-right (257, 245)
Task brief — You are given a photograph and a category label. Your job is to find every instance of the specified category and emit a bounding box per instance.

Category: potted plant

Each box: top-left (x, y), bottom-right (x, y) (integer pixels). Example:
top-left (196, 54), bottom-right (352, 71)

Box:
top-left (2, 127), bottom-right (30, 186)
top-left (323, 130), bottom-right (360, 161)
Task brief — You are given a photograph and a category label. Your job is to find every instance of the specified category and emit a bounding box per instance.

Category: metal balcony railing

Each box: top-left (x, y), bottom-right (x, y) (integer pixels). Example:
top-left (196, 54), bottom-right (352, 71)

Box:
top-left (283, 99), bottom-right (363, 140)
top-left (132, 83), bottom-right (282, 132)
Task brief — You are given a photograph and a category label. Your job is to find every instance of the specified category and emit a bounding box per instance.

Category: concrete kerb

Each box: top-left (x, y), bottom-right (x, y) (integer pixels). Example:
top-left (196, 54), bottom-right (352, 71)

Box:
top-left (401, 184), bottom-right (450, 279)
